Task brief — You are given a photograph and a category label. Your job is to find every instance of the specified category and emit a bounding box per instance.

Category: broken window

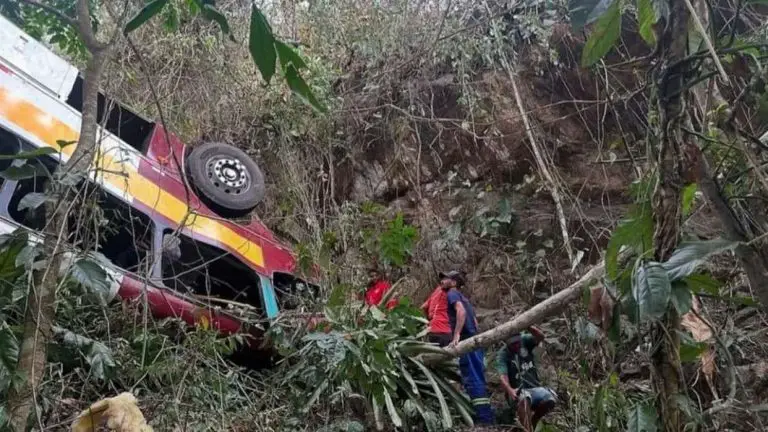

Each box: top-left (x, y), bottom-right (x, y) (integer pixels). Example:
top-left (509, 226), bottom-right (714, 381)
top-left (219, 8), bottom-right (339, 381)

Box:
top-left (6, 156), bottom-right (56, 231)
top-left (160, 230), bottom-right (263, 310)
top-left (67, 184), bottom-right (154, 274)
top-left (273, 272), bottom-right (319, 310)
top-left (6, 165), bottom-right (154, 274)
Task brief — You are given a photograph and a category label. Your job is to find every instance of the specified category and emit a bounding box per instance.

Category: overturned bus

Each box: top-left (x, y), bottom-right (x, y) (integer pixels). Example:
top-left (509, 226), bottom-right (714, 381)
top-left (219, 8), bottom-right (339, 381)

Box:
top-left (0, 14), bottom-right (317, 355)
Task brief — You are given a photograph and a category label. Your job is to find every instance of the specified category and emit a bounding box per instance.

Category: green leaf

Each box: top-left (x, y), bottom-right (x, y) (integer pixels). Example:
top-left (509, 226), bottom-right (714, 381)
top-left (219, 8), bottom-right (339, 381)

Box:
top-left (662, 239), bottom-right (737, 281)
top-left (569, 0), bottom-right (617, 30)
top-left (627, 403), bottom-right (658, 432)
top-left (285, 65), bottom-right (327, 113)
top-left (0, 146), bottom-right (57, 160)
top-left (248, 6), bottom-right (276, 83)
top-left (70, 258), bottom-right (111, 296)
top-left (186, 0), bottom-right (201, 14)
top-left (0, 164), bottom-right (48, 180)
top-left (382, 388), bottom-right (403, 428)
top-left (678, 331), bottom-right (708, 363)
top-left (201, 4), bottom-right (234, 41)
top-left (124, 0), bottom-right (169, 34)
top-left (636, 0), bottom-right (657, 46)
top-left (684, 273), bottom-right (721, 296)
top-left (593, 384), bottom-right (607, 432)
top-left (275, 41), bottom-right (307, 70)
top-left (18, 192), bottom-right (48, 211)
top-left (412, 359), bottom-right (453, 428)
top-left (605, 207), bottom-right (653, 280)
top-left (372, 394), bottom-right (384, 430)
top-left (581, 0), bottom-right (622, 67)
top-left (670, 281), bottom-right (692, 314)
top-left (497, 198), bottom-right (513, 223)
top-left (681, 183), bottom-right (697, 217)
top-left (0, 323), bottom-right (19, 373)
top-left (87, 340), bottom-right (115, 380)
top-left (632, 262), bottom-right (671, 321)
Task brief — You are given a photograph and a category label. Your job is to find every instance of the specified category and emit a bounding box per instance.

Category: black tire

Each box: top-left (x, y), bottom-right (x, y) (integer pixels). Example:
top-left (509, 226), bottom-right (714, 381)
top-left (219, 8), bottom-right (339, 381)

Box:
top-left (186, 142), bottom-right (265, 218)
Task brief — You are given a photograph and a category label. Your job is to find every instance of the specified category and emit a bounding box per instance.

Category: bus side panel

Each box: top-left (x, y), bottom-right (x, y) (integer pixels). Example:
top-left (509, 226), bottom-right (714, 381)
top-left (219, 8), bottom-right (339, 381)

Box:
top-left (117, 275), bottom-right (244, 336)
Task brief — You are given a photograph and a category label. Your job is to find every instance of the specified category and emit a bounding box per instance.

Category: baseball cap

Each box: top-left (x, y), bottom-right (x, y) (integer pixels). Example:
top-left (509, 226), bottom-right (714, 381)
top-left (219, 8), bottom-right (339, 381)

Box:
top-left (439, 270), bottom-right (466, 286)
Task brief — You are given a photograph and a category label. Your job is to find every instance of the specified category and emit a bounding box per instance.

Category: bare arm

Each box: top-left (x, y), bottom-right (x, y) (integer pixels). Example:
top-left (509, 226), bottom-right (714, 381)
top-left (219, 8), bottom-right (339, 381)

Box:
top-left (452, 301), bottom-right (466, 344)
top-left (528, 325), bottom-right (545, 344)
top-left (499, 374), bottom-right (517, 399)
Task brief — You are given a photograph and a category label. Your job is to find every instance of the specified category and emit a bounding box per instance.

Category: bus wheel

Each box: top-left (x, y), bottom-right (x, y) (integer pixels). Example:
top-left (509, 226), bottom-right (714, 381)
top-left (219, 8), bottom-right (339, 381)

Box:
top-left (186, 142), bottom-right (265, 218)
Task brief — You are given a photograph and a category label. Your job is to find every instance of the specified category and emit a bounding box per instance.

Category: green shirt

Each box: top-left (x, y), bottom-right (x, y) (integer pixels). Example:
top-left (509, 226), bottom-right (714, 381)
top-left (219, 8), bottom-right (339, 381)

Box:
top-left (495, 333), bottom-right (540, 389)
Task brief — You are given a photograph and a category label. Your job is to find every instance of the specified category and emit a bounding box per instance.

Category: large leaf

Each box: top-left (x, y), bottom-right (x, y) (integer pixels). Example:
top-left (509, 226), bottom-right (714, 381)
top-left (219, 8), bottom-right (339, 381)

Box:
top-left (69, 258), bottom-right (111, 297)
top-left (605, 209), bottom-right (653, 279)
top-left (632, 262), bottom-right (671, 321)
top-left (627, 403), bottom-right (658, 432)
top-left (681, 183), bottom-right (697, 217)
top-left (87, 340), bottom-right (116, 380)
top-left (678, 331), bottom-right (708, 363)
top-left (382, 388), bottom-right (403, 428)
top-left (569, 0), bottom-right (617, 30)
top-left (285, 65), bottom-right (327, 113)
top-left (275, 41), bottom-right (307, 70)
top-left (54, 326), bottom-right (115, 380)
top-left (18, 192), bottom-right (48, 211)
top-left (636, 0), bottom-right (656, 46)
top-left (124, 0), bottom-right (169, 34)
top-left (581, 0), bottom-right (622, 67)
top-left (684, 273), bottom-right (721, 296)
top-left (0, 164), bottom-right (48, 180)
top-left (201, 4), bottom-right (234, 41)
top-left (0, 146), bottom-right (57, 160)
top-left (662, 239), bottom-right (737, 281)
top-left (670, 281), bottom-right (692, 314)
top-left (249, 6), bottom-right (276, 84)
top-left (411, 359), bottom-right (452, 428)
top-left (0, 323), bottom-right (19, 372)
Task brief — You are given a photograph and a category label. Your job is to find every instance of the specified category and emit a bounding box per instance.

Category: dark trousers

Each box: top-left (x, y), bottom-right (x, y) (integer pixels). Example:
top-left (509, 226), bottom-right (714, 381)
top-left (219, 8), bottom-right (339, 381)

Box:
top-left (459, 349), bottom-right (495, 424)
top-left (427, 332), bottom-right (452, 347)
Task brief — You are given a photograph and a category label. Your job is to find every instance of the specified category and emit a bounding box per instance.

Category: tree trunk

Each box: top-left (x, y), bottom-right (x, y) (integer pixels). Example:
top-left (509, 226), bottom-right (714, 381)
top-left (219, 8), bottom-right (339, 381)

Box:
top-left (5, 50), bottom-right (108, 431)
top-left (650, 1), bottom-right (690, 430)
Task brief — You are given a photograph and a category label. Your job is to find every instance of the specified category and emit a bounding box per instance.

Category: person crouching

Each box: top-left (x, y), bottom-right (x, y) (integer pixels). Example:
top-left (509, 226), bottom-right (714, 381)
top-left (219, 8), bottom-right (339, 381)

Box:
top-left (495, 327), bottom-right (557, 431)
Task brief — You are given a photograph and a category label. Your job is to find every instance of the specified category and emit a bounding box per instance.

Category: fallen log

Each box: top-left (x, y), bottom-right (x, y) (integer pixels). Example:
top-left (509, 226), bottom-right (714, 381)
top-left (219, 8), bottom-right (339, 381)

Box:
top-left (424, 261), bottom-right (607, 362)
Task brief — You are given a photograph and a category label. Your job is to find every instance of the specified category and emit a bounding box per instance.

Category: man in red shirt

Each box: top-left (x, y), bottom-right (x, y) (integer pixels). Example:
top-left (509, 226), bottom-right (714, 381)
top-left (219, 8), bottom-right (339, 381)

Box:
top-left (364, 268), bottom-right (397, 310)
top-left (421, 284), bottom-right (452, 347)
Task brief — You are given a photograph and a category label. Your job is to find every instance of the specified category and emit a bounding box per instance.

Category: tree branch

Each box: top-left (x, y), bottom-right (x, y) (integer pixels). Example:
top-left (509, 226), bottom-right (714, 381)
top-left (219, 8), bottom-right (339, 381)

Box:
top-left (13, 0), bottom-right (77, 28)
top-left (75, 0), bottom-right (102, 51)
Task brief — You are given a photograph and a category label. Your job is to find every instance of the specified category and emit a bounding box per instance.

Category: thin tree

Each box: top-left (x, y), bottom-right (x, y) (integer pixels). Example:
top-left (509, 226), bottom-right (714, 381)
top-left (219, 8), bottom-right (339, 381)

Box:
top-left (2, 1), bottom-right (322, 429)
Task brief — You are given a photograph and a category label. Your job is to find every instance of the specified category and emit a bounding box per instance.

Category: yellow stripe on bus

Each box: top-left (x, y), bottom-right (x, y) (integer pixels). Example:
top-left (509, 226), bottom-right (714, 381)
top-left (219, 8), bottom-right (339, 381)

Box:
top-left (0, 87), bottom-right (265, 268)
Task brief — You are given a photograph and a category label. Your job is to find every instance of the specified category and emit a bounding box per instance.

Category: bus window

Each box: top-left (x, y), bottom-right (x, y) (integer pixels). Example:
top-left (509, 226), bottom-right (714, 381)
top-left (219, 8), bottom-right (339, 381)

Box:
top-left (7, 172), bottom-right (154, 275)
top-left (7, 159), bottom-right (55, 231)
top-left (160, 230), bottom-right (263, 310)
top-left (68, 185), bottom-right (154, 275)
top-left (273, 272), bottom-right (319, 310)
top-left (0, 127), bottom-right (21, 176)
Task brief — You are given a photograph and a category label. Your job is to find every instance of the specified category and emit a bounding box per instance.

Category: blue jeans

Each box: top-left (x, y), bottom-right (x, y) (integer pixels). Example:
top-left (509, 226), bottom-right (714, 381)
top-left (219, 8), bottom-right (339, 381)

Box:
top-left (458, 350), bottom-right (495, 424)
top-left (510, 387), bottom-right (557, 410)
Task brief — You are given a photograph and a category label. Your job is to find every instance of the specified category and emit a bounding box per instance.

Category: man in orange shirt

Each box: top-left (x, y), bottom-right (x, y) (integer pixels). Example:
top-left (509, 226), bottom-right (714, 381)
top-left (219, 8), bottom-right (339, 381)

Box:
top-left (421, 284), bottom-right (452, 347)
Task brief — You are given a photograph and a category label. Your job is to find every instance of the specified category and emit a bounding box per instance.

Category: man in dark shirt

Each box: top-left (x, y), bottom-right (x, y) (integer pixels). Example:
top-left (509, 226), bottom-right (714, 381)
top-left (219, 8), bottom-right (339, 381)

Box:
top-left (440, 270), bottom-right (494, 424)
top-left (495, 327), bottom-right (557, 431)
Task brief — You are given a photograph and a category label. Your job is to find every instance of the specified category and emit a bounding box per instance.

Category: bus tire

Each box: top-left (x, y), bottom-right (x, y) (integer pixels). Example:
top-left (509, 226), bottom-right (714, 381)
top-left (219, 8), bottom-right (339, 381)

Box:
top-left (186, 142), bottom-right (265, 218)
